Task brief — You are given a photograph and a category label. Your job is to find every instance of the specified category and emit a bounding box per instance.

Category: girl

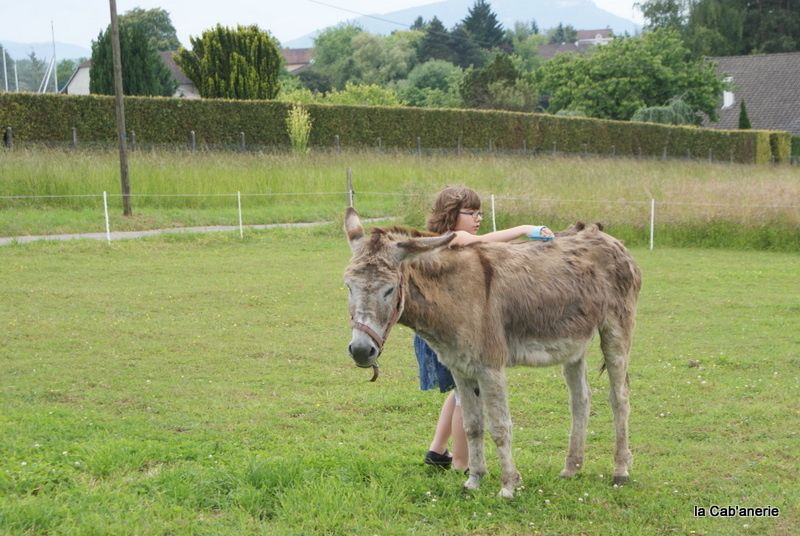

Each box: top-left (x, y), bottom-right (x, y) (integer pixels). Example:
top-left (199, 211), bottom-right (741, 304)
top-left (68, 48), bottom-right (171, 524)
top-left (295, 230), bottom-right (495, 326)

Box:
top-left (418, 186), bottom-right (554, 471)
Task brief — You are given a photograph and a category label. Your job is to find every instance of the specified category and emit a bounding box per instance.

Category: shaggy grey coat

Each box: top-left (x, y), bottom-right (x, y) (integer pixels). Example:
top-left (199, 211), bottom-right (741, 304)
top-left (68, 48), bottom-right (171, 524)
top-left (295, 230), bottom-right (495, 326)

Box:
top-left (344, 208), bottom-right (641, 498)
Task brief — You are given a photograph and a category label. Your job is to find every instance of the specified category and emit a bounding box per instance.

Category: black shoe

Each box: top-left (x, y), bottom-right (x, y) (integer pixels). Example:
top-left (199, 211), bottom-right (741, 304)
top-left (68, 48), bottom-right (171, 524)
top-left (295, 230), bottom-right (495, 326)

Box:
top-left (424, 450), bottom-right (452, 469)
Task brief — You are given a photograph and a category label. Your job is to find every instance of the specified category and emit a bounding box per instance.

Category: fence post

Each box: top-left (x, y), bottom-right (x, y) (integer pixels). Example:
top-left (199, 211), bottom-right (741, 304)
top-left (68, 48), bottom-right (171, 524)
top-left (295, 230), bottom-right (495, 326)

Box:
top-left (649, 198), bottom-right (655, 251)
top-left (417, 136), bottom-right (421, 156)
top-left (552, 141), bottom-right (557, 155)
top-left (662, 146), bottom-right (667, 160)
top-left (335, 135), bottom-right (340, 153)
top-left (377, 137), bottom-right (382, 150)
top-left (130, 130), bottom-right (136, 151)
top-left (347, 167), bottom-right (354, 208)
top-left (103, 191), bottom-right (111, 244)
top-left (708, 149), bottom-right (713, 162)
top-left (239, 131), bottom-right (246, 151)
top-left (71, 127), bottom-right (78, 148)
top-left (3, 126), bottom-right (12, 149)
top-left (522, 139), bottom-right (527, 154)
top-left (611, 145), bottom-right (616, 157)
top-left (490, 194), bottom-right (497, 233)
top-left (237, 191), bottom-right (243, 239)
top-left (457, 135), bottom-right (462, 155)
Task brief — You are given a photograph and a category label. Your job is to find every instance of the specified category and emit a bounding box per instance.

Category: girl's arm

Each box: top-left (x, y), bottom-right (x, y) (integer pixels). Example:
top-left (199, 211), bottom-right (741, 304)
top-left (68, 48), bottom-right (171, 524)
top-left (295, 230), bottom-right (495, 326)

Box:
top-left (451, 225), bottom-right (553, 246)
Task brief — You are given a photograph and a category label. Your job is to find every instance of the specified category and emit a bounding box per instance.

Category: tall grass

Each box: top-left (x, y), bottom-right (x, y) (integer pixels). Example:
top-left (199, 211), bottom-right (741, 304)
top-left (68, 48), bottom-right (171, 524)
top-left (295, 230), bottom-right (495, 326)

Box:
top-left (286, 104), bottom-right (312, 154)
top-left (1, 147), bottom-right (798, 249)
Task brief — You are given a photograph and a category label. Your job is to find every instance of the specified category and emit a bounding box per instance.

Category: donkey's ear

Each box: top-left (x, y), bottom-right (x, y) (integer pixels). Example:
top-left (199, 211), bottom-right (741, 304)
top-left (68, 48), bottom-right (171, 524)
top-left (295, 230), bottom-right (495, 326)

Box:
top-left (344, 207), bottom-right (366, 254)
top-left (394, 232), bottom-right (456, 261)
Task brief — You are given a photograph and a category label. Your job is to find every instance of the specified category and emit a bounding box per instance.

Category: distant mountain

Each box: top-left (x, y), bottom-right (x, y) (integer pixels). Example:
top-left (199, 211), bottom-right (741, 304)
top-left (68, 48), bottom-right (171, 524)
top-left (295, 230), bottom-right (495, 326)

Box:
top-left (0, 40), bottom-right (91, 61)
top-left (283, 0), bottom-right (640, 47)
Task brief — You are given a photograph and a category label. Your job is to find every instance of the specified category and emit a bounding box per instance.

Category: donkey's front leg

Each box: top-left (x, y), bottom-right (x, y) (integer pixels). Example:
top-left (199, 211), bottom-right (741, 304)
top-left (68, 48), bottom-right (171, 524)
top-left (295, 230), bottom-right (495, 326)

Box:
top-left (479, 368), bottom-right (521, 499)
top-left (452, 374), bottom-right (485, 490)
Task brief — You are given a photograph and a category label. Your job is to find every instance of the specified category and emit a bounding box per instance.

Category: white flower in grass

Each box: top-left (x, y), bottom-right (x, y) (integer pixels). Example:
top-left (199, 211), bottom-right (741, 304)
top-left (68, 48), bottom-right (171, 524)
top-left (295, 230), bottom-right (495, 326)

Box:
top-left (21, 461), bottom-right (27, 466)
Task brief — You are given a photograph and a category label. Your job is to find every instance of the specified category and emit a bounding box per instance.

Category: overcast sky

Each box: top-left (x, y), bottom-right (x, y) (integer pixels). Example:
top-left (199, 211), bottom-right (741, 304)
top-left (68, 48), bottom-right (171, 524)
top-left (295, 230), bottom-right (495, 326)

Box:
top-left (1, 0), bottom-right (643, 49)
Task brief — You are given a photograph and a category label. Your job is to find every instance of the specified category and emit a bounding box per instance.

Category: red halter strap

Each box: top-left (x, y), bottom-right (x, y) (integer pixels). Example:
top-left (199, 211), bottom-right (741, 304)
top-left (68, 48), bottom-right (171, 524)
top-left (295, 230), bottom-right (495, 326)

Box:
top-left (350, 273), bottom-right (404, 353)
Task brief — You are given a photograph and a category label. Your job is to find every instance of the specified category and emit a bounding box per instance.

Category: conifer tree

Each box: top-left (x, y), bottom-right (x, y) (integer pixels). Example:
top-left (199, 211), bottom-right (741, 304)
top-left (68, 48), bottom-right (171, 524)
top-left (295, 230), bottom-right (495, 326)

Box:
top-left (175, 24), bottom-right (282, 100)
top-left (738, 99), bottom-right (751, 129)
top-left (90, 22), bottom-right (176, 96)
top-left (462, 0), bottom-right (506, 49)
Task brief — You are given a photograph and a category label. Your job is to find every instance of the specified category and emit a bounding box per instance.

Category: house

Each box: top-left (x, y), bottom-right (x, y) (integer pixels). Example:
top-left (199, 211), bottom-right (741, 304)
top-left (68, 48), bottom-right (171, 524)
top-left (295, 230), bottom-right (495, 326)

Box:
top-left (537, 28), bottom-right (613, 60)
top-left (705, 52), bottom-right (800, 136)
top-left (62, 48), bottom-right (313, 98)
top-left (62, 51), bottom-right (200, 98)
top-left (282, 48), bottom-right (313, 73)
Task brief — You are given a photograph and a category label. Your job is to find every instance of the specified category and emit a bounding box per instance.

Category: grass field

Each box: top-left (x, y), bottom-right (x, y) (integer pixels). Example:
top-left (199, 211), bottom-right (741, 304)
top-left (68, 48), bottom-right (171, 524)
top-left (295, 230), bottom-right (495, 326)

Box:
top-left (1, 226), bottom-right (798, 535)
top-left (1, 149), bottom-right (798, 250)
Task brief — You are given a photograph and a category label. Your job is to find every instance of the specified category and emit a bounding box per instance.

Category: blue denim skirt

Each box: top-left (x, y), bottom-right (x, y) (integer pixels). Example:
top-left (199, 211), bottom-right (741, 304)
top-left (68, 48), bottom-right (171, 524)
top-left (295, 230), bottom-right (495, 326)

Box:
top-left (414, 334), bottom-right (455, 393)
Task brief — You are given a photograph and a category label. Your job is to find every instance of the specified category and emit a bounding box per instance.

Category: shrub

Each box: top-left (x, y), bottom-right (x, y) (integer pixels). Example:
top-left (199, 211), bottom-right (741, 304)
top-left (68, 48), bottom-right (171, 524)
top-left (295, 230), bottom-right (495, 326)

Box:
top-left (286, 104), bottom-right (313, 154)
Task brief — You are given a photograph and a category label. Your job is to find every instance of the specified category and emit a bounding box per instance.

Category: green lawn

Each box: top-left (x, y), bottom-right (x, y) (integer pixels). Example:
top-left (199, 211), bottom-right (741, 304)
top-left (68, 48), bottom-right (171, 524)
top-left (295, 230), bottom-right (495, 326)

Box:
top-left (1, 227), bottom-right (798, 534)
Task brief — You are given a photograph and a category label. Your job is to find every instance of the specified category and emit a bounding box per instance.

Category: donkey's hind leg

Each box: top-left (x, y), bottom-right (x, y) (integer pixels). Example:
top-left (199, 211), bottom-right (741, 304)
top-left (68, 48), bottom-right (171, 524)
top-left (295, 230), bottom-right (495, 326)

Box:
top-left (560, 352), bottom-right (590, 478)
top-left (600, 321), bottom-right (633, 486)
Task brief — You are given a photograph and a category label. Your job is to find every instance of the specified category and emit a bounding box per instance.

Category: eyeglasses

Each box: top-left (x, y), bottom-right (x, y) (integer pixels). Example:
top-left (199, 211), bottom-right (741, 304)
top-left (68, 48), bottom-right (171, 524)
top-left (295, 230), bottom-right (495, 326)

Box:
top-left (459, 210), bottom-right (483, 219)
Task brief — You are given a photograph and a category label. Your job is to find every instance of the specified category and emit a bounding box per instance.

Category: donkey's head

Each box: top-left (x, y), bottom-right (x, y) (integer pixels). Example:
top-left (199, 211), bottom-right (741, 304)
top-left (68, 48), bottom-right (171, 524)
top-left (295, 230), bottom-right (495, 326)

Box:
top-left (343, 208), bottom-right (454, 376)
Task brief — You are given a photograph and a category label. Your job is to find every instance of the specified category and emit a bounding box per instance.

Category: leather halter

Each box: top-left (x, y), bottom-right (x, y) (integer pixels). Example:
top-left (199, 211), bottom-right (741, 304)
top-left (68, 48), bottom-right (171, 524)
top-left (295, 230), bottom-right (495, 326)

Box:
top-left (350, 273), bottom-right (405, 355)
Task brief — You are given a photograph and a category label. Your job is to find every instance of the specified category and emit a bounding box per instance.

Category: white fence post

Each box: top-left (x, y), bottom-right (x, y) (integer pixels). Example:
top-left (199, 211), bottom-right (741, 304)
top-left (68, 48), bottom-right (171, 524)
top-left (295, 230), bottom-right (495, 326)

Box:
top-left (103, 191), bottom-right (111, 244)
top-left (490, 194), bottom-right (497, 232)
top-left (237, 191), bottom-right (243, 239)
top-left (649, 198), bottom-right (655, 251)
top-left (347, 168), bottom-right (354, 208)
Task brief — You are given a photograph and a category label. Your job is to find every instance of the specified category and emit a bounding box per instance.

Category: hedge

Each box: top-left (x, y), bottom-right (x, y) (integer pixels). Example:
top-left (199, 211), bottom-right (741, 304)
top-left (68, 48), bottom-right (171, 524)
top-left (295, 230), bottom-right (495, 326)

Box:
top-left (0, 93), bottom-right (790, 164)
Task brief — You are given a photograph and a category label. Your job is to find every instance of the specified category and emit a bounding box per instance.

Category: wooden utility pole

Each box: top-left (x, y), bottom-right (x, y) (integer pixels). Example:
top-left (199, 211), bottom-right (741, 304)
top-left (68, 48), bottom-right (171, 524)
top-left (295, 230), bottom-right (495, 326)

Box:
top-left (109, 0), bottom-right (132, 215)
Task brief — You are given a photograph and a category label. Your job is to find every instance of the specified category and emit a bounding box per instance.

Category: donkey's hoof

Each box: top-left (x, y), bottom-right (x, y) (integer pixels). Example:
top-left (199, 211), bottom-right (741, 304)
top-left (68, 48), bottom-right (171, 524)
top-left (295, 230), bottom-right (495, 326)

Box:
top-left (464, 474), bottom-right (481, 490)
top-left (612, 475), bottom-right (629, 486)
top-left (559, 469), bottom-right (578, 479)
top-left (498, 487), bottom-right (515, 499)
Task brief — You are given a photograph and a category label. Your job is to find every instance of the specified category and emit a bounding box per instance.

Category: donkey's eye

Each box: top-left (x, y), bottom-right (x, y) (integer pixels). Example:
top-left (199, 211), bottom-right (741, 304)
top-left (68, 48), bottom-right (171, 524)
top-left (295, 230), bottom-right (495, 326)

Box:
top-left (383, 287), bottom-right (395, 298)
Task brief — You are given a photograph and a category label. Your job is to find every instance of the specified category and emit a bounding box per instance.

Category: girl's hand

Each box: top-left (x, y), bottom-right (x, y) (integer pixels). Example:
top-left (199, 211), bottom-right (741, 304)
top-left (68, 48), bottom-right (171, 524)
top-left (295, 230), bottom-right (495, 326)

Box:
top-left (527, 225), bottom-right (554, 241)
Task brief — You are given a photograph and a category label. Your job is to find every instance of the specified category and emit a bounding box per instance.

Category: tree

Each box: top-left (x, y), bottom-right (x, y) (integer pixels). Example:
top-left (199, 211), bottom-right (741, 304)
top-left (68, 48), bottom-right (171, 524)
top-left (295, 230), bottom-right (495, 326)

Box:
top-left (548, 23), bottom-right (578, 44)
top-left (418, 17), bottom-right (457, 64)
top-left (175, 24), bottom-right (282, 99)
top-left (638, 0), bottom-right (800, 56)
top-left (506, 22), bottom-right (547, 71)
top-left (636, 0), bottom-right (689, 32)
top-left (462, 0), bottom-right (507, 49)
top-left (90, 22), bottom-right (176, 96)
top-left (461, 52), bottom-right (533, 110)
top-left (396, 59), bottom-right (464, 108)
top-left (738, 99), bottom-right (751, 129)
top-left (14, 52), bottom-right (47, 92)
top-left (449, 24), bottom-right (487, 68)
top-left (56, 59), bottom-right (79, 92)
top-left (324, 82), bottom-right (403, 106)
top-left (120, 7), bottom-right (181, 51)
top-left (351, 31), bottom-right (420, 86)
top-left (305, 24), bottom-right (362, 90)
top-left (631, 97), bottom-right (698, 124)
top-left (535, 30), bottom-right (725, 121)
top-left (741, 0), bottom-right (800, 53)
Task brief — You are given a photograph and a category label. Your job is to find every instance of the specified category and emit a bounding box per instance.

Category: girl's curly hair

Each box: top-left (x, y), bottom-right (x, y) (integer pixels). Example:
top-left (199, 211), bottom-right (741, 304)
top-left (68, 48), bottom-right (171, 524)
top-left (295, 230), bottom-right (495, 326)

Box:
top-left (426, 186), bottom-right (482, 234)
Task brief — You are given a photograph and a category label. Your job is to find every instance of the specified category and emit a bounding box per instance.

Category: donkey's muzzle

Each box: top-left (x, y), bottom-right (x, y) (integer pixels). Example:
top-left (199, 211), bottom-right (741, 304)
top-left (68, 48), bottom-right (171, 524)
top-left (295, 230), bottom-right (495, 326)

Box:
top-left (348, 341), bottom-right (379, 368)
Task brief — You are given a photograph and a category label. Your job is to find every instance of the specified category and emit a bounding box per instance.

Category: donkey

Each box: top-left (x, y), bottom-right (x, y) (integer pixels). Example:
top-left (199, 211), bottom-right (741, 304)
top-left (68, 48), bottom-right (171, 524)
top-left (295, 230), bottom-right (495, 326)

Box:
top-left (343, 208), bottom-right (641, 498)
